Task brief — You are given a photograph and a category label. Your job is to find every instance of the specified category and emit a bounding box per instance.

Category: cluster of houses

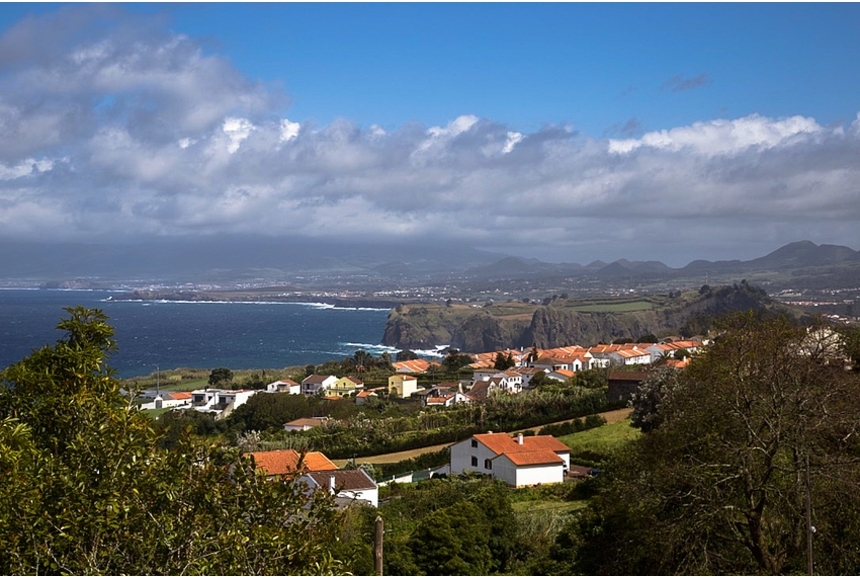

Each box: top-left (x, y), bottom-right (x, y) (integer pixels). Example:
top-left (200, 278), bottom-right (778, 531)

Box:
top-left (136, 338), bottom-right (703, 418)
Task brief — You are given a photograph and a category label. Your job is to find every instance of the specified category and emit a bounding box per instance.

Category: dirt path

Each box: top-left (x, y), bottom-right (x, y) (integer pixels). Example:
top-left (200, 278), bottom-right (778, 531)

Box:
top-left (333, 407), bottom-right (633, 467)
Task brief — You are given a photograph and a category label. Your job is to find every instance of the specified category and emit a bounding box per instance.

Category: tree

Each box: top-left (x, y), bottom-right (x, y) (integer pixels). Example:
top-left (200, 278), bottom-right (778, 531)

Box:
top-left (442, 349), bottom-right (473, 374)
top-left (352, 350), bottom-right (374, 373)
top-left (396, 349), bottom-right (419, 362)
top-left (208, 366), bottom-right (234, 388)
top-left (577, 312), bottom-right (860, 575)
top-left (493, 351), bottom-right (516, 370)
top-left (0, 307), bottom-right (346, 575)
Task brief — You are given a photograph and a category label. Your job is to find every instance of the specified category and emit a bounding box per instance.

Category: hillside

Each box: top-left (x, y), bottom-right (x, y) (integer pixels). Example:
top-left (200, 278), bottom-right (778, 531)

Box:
top-left (382, 282), bottom-right (798, 351)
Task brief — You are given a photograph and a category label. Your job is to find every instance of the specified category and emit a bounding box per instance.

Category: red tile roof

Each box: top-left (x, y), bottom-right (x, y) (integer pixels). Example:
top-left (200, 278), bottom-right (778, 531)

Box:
top-left (473, 432), bottom-right (569, 456)
top-left (501, 449), bottom-right (564, 466)
top-left (248, 449), bottom-right (337, 476)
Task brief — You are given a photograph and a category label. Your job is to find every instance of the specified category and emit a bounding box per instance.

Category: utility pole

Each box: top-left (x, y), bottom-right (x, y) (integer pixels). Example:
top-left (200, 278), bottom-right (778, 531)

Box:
top-left (806, 453), bottom-right (814, 575)
top-left (374, 515), bottom-right (384, 576)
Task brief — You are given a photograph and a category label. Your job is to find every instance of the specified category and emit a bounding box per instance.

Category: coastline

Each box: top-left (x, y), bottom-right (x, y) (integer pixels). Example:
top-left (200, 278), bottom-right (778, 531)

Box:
top-left (108, 289), bottom-right (403, 311)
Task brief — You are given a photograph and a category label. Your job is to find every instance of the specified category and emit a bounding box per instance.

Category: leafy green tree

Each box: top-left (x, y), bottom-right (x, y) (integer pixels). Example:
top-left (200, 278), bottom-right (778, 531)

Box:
top-left (573, 368), bottom-right (607, 390)
top-left (208, 366), bottom-right (234, 388)
top-left (576, 312), bottom-right (860, 575)
top-left (442, 349), bottom-right (473, 374)
top-left (396, 349), bottom-right (419, 361)
top-left (0, 307), bottom-right (346, 575)
top-left (493, 351), bottom-right (516, 370)
top-left (409, 501), bottom-right (492, 575)
top-left (628, 368), bottom-right (681, 433)
top-left (228, 390), bottom-right (316, 432)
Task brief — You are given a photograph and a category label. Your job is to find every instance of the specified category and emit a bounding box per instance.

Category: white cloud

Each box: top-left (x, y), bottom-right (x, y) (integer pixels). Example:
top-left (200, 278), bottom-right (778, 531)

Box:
top-left (222, 117), bottom-right (256, 154)
top-left (608, 114), bottom-right (824, 156)
top-left (0, 6), bottom-right (858, 265)
top-left (280, 119), bottom-right (301, 143)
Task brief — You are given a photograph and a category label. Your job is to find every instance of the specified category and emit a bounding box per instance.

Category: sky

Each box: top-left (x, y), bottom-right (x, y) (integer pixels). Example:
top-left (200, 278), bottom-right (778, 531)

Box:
top-left (0, 3), bottom-right (859, 268)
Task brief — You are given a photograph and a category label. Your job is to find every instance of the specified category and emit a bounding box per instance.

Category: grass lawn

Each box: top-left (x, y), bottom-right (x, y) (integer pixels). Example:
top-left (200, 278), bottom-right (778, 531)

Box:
top-left (141, 407), bottom-right (172, 419)
top-left (157, 378), bottom-right (208, 392)
top-left (511, 499), bottom-right (588, 515)
top-left (569, 301), bottom-right (654, 313)
top-left (559, 418), bottom-right (641, 455)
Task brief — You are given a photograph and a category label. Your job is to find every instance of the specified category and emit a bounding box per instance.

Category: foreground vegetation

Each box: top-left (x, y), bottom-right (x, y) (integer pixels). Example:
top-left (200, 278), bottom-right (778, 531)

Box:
top-left (4, 307), bottom-right (860, 575)
top-left (0, 308), bottom-right (345, 575)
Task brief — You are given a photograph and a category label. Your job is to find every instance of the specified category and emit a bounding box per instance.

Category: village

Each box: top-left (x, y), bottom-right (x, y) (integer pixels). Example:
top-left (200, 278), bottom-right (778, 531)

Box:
top-left (132, 336), bottom-right (708, 507)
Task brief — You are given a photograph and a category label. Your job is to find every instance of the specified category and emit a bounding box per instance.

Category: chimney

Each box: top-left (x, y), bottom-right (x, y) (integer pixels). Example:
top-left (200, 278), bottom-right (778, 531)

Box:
top-left (517, 433), bottom-right (524, 445)
top-left (329, 475), bottom-right (336, 494)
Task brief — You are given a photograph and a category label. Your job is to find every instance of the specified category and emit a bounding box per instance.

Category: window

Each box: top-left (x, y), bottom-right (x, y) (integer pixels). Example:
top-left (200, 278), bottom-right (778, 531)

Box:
top-left (471, 456), bottom-right (478, 467)
top-left (484, 459), bottom-right (493, 470)
top-left (471, 439), bottom-right (478, 448)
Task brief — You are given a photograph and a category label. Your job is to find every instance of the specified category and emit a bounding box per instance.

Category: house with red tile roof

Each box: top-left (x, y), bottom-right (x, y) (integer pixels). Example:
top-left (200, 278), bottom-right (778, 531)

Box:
top-left (247, 449), bottom-right (338, 478)
top-left (392, 358), bottom-right (438, 374)
top-left (283, 416), bottom-right (328, 432)
top-left (449, 431), bottom-right (570, 487)
top-left (355, 389), bottom-right (379, 404)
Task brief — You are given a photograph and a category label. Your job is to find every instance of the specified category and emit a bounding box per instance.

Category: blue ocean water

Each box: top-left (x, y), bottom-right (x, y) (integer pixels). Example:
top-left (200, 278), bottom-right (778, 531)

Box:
top-left (0, 289), bottom-right (396, 378)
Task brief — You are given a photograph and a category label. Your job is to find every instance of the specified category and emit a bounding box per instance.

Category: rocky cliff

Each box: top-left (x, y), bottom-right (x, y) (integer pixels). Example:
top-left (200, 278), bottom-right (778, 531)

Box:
top-left (382, 283), bottom-right (794, 351)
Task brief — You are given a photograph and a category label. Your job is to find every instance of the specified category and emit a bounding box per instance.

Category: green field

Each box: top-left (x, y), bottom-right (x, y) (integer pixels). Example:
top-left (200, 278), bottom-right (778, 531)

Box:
top-left (511, 499), bottom-right (588, 515)
top-left (560, 418), bottom-right (641, 455)
top-left (568, 301), bottom-right (655, 313)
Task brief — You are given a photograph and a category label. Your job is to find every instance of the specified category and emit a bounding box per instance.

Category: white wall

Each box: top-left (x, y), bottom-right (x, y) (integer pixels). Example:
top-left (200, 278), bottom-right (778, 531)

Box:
top-left (494, 456), bottom-right (565, 487)
top-left (450, 437), bottom-right (498, 476)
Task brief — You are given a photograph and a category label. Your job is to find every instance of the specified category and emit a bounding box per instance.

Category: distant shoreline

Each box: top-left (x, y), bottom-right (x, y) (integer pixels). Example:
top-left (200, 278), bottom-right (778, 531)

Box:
top-left (108, 289), bottom-right (402, 310)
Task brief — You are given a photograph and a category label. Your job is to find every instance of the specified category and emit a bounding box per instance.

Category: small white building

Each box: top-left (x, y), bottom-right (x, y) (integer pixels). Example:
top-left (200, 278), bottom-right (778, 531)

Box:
top-left (266, 379), bottom-right (301, 394)
top-left (189, 389), bottom-right (256, 417)
top-left (300, 469), bottom-right (379, 508)
top-left (449, 431), bottom-right (571, 487)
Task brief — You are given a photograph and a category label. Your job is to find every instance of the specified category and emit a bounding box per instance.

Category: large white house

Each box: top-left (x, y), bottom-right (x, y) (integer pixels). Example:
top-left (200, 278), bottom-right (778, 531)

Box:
top-left (449, 431), bottom-right (571, 487)
top-left (301, 374), bottom-right (338, 396)
top-left (189, 388), bottom-right (256, 416)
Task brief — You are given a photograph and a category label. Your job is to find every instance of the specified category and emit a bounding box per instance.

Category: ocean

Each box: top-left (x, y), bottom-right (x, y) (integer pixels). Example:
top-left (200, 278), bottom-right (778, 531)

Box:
top-left (0, 289), bottom-right (404, 378)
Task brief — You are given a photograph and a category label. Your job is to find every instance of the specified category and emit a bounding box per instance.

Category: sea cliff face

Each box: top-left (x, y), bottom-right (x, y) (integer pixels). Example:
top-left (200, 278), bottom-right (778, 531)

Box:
top-left (381, 284), bottom-right (787, 352)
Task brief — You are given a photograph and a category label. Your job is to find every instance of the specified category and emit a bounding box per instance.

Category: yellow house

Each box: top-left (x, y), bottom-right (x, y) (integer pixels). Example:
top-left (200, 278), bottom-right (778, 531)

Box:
top-left (388, 374), bottom-right (418, 399)
top-left (328, 376), bottom-right (364, 398)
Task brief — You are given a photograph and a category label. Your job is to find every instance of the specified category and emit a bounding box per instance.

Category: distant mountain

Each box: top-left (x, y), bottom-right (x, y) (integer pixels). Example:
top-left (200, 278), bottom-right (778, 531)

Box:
top-left (0, 237), bottom-right (857, 290)
top-left (747, 240), bottom-right (860, 268)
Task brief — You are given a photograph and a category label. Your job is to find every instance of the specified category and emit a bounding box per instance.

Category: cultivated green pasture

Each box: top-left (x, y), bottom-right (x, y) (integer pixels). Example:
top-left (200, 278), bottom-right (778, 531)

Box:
top-left (560, 418), bottom-right (641, 456)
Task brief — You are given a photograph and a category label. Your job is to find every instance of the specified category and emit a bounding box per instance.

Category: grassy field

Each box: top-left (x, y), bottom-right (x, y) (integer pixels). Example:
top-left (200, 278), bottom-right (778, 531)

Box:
top-left (559, 417), bottom-right (641, 455)
top-left (569, 301), bottom-right (654, 313)
top-left (511, 499), bottom-right (588, 515)
top-left (333, 408), bottom-right (634, 468)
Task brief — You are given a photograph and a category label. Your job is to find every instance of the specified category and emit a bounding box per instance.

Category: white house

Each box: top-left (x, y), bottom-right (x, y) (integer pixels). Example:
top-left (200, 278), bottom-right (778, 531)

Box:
top-left (425, 391), bottom-right (470, 407)
top-left (301, 374), bottom-right (338, 396)
top-left (449, 431), bottom-right (571, 487)
top-left (266, 379), bottom-right (301, 394)
top-left (607, 348), bottom-right (652, 366)
top-left (188, 389), bottom-right (256, 418)
top-left (283, 417), bottom-right (328, 432)
top-left (300, 469), bottom-right (379, 508)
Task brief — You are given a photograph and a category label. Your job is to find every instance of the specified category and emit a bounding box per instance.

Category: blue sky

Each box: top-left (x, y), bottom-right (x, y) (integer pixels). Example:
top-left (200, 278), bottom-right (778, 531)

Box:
top-left (0, 3), bottom-right (859, 267)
